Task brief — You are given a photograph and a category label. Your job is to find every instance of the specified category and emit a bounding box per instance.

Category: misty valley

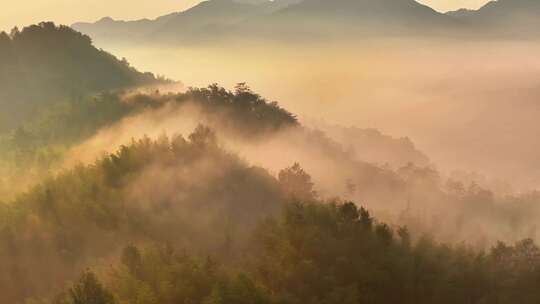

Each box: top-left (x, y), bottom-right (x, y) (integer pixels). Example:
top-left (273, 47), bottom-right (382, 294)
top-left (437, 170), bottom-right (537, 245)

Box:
top-left (2, 0), bottom-right (540, 303)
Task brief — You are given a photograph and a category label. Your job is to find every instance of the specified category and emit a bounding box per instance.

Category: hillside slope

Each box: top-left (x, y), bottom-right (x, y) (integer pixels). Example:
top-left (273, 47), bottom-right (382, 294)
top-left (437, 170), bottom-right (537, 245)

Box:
top-left (73, 0), bottom-right (461, 44)
top-left (255, 0), bottom-right (458, 37)
top-left (447, 0), bottom-right (540, 36)
top-left (73, 0), bottom-right (540, 43)
top-left (0, 22), bottom-right (161, 131)
top-left (73, 0), bottom-right (298, 44)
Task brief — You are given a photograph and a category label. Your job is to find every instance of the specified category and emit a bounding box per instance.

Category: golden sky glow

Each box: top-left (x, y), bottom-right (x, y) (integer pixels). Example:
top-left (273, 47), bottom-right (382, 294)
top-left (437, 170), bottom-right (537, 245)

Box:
top-left (1, 0), bottom-right (490, 32)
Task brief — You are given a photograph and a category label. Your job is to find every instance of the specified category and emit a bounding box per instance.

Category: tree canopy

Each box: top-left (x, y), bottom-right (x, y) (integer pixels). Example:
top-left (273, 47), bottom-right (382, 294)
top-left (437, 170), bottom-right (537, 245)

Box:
top-left (0, 22), bottom-right (162, 132)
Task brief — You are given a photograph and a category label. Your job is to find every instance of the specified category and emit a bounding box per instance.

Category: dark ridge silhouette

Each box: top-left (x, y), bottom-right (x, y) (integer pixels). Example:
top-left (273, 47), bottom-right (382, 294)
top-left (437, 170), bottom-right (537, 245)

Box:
top-left (446, 8), bottom-right (477, 18)
top-left (73, 0), bottom-right (299, 44)
top-left (447, 0), bottom-right (540, 36)
top-left (72, 0), bottom-right (540, 44)
top-left (72, 0), bottom-right (462, 45)
top-left (0, 22), bottom-right (163, 132)
top-left (258, 0), bottom-right (459, 36)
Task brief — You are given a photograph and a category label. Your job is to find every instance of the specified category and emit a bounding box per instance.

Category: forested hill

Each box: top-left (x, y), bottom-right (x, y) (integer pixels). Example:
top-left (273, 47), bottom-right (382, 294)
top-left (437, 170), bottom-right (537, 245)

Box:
top-left (0, 22), bottom-right (162, 132)
top-left (2, 133), bottom-right (540, 303)
top-left (3, 22), bottom-right (540, 304)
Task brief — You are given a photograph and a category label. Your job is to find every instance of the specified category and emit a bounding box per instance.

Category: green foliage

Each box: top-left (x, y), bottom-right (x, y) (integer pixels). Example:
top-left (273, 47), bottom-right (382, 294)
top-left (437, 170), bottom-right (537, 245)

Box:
top-left (0, 131), bottom-right (284, 304)
top-left (54, 200), bottom-right (540, 304)
top-left (0, 22), bottom-right (161, 132)
top-left (2, 26), bottom-right (540, 303)
top-left (249, 201), bottom-right (540, 304)
top-left (0, 83), bottom-right (297, 200)
top-left (278, 163), bottom-right (316, 201)
top-left (1, 115), bottom-right (539, 303)
top-left (108, 244), bottom-right (272, 304)
top-left (56, 271), bottom-right (116, 304)
top-left (178, 83), bottom-right (298, 136)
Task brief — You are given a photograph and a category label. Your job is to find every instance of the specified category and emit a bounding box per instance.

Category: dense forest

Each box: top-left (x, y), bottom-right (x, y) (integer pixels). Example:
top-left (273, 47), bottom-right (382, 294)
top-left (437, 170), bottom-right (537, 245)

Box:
top-left (3, 132), bottom-right (540, 304)
top-left (0, 22), bottom-right (162, 132)
top-left (0, 82), bottom-right (297, 199)
top-left (0, 87), bottom-right (539, 302)
top-left (0, 129), bottom-right (285, 302)
top-left (4, 79), bottom-right (538, 249)
top-left (54, 202), bottom-right (540, 304)
top-left (2, 22), bottom-right (540, 304)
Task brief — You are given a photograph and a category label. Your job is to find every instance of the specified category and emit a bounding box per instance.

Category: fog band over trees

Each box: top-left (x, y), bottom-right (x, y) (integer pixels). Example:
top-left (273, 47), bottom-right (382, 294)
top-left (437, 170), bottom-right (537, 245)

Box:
top-left (2, 1), bottom-right (540, 303)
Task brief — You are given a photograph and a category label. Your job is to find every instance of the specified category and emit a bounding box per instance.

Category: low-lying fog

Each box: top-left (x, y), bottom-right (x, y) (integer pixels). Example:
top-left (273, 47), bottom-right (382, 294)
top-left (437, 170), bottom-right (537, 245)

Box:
top-left (103, 39), bottom-right (540, 191)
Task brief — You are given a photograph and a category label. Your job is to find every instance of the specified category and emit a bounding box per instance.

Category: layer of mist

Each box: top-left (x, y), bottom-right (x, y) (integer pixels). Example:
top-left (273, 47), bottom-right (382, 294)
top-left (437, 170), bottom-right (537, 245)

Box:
top-left (100, 39), bottom-right (540, 191)
top-left (3, 11), bottom-right (540, 302)
top-left (59, 89), bottom-right (540, 248)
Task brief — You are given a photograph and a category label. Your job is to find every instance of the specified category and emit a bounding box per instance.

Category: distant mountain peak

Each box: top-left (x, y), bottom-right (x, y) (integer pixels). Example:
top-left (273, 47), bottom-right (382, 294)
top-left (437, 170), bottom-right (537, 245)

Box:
top-left (448, 0), bottom-right (540, 34)
top-left (97, 16), bottom-right (115, 24)
top-left (72, 0), bottom-right (540, 44)
top-left (233, 0), bottom-right (269, 4)
top-left (446, 8), bottom-right (476, 18)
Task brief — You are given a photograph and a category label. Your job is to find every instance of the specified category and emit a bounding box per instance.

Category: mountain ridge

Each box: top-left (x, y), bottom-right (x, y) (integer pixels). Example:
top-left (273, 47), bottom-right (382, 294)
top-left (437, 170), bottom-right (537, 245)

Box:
top-left (73, 0), bottom-right (302, 44)
top-left (72, 0), bottom-right (466, 44)
top-left (73, 0), bottom-right (540, 43)
top-left (446, 0), bottom-right (540, 35)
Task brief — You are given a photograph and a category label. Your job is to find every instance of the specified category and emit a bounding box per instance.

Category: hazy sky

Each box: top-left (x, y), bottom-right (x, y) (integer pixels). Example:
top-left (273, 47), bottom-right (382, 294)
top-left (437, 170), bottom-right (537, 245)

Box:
top-left (1, 0), bottom-right (490, 32)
